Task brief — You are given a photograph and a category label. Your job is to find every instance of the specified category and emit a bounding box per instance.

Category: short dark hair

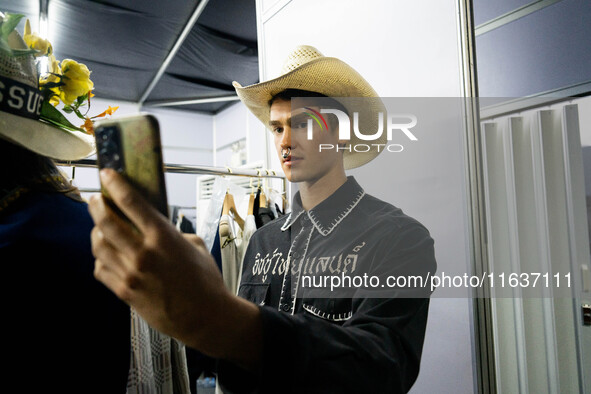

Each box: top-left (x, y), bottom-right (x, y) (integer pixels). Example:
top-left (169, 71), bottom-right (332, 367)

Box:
top-left (269, 89), bottom-right (331, 106)
top-left (269, 89), bottom-right (349, 129)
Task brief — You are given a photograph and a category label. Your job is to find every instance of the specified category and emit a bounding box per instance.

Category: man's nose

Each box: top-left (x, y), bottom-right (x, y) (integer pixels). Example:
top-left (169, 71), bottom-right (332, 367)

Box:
top-left (280, 126), bottom-right (292, 148)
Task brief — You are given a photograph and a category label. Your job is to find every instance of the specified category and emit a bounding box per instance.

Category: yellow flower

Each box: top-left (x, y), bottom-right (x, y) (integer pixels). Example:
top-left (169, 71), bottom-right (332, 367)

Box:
top-left (38, 54), bottom-right (62, 106)
top-left (23, 19), bottom-right (52, 57)
top-left (58, 59), bottom-right (94, 105)
top-left (48, 53), bottom-right (61, 74)
top-left (47, 94), bottom-right (60, 107)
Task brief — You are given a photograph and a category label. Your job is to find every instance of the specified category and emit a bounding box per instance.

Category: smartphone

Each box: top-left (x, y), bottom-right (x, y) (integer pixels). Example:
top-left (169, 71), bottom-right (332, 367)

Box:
top-left (94, 113), bottom-right (169, 220)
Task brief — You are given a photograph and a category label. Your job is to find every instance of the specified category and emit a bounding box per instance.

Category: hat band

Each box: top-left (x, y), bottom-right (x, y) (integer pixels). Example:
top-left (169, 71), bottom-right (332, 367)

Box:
top-left (0, 75), bottom-right (44, 120)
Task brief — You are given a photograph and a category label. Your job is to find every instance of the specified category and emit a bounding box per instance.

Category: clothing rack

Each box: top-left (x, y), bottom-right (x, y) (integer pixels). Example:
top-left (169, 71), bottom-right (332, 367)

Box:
top-left (57, 159), bottom-right (288, 207)
top-left (56, 159), bottom-right (286, 179)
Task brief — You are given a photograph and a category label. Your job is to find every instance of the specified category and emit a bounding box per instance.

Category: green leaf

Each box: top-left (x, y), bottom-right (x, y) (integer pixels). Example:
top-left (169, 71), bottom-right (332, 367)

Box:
top-left (40, 81), bottom-right (64, 89)
top-left (77, 93), bottom-right (88, 105)
top-left (62, 106), bottom-right (74, 113)
top-left (41, 117), bottom-right (87, 133)
top-left (1, 13), bottom-right (24, 41)
top-left (40, 100), bottom-right (85, 132)
top-left (40, 88), bottom-right (55, 100)
top-left (0, 38), bottom-right (12, 53)
top-left (10, 48), bottom-right (38, 57)
top-left (72, 107), bottom-right (87, 120)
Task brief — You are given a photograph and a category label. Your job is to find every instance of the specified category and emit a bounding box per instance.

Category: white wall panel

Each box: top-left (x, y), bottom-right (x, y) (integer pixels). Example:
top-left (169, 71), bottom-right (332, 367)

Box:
top-left (481, 100), bottom-right (589, 393)
top-left (215, 102), bottom-right (246, 149)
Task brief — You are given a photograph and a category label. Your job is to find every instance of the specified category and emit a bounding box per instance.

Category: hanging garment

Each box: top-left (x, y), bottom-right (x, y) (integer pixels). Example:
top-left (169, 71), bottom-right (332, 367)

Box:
top-left (235, 213), bottom-right (257, 291)
top-left (173, 212), bottom-right (213, 394)
top-left (253, 187), bottom-right (275, 228)
top-left (175, 211), bottom-right (183, 232)
top-left (219, 214), bottom-right (246, 295)
top-left (179, 215), bottom-right (195, 233)
top-left (269, 202), bottom-right (285, 220)
top-left (127, 308), bottom-right (191, 394)
top-left (243, 214), bottom-right (257, 247)
top-left (211, 219), bottom-right (223, 273)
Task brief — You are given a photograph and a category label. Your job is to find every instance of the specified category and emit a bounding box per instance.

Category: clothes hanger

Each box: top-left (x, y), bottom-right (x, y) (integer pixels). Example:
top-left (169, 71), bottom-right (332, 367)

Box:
top-left (247, 193), bottom-right (256, 216)
top-left (265, 170), bottom-right (288, 213)
top-left (266, 185), bottom-right (288, 214)
top-left (222, 189), bottom-right (244, 230)
top-left (247, 173), bottom-right (257, 216)
top-left (259, 170), bottom-right (268, 208)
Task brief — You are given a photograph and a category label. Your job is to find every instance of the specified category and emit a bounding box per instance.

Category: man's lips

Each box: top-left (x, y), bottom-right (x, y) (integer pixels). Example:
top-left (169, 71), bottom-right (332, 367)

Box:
top-left (283, 156), bottom-right (301, 164)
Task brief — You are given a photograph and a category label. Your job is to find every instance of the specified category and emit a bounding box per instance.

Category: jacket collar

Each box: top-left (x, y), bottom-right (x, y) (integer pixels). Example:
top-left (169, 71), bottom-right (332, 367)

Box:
top-left (281, 176), bottom-right (365, 236)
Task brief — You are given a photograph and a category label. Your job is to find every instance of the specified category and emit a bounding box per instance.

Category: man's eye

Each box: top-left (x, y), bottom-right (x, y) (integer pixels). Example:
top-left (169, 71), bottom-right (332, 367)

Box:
top-left (292, 121), bottom-right (307, 129)
top-left (273, 127), bottom-right (283, 134)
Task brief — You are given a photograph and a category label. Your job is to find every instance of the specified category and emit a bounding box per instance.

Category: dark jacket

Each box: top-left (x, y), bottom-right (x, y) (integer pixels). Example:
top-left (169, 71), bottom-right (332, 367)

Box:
top-left (0, 192), bottom-right (130, 393)
top-left (219, 177), bottom-right (437, 393)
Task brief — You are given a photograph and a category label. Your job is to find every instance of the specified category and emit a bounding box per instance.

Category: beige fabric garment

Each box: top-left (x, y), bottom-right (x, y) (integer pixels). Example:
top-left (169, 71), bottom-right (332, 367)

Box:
top-left (235, 214), bottom-right (257, 293)
top-left (219, 214), bottom-right (248, 295)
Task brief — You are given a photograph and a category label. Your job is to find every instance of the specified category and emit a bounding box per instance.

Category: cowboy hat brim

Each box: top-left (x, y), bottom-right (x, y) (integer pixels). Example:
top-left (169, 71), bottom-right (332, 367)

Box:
top-left (233, 57), bottom-right (387, 170)
top-left (0, 110), bottom-right (95, 161)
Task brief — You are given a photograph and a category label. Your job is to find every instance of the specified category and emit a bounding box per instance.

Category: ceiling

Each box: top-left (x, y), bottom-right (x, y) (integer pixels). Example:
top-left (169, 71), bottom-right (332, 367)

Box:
top-left (2, 0), bottom-right (259, 114)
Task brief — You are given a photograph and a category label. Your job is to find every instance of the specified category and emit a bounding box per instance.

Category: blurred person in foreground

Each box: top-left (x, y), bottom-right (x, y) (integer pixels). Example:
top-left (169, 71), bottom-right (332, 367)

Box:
top-left (0, 13), bottom-right (128, 392)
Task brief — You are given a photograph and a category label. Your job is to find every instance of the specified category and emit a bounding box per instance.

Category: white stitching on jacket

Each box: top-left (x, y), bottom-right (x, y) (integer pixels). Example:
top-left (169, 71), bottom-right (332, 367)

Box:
top-left (302, 304), bottom-right (352, 321)
top-left (278, 225), bottom-right (305, 312)
top-left (308, 190), bottom-right (365, 236)
top-left (290, 226), bottom-right (314, 315)
top-left (280, 209), bottom-right (306, 231)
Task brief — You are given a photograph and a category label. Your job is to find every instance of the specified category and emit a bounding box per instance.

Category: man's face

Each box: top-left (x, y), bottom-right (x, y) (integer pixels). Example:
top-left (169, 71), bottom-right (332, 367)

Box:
top-left (269, 98), bottom-right (344, 183)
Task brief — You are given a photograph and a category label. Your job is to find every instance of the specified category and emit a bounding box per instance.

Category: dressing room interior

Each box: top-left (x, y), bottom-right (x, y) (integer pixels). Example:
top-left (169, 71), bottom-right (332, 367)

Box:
top-left (1, 0), bottom-right (590, 393)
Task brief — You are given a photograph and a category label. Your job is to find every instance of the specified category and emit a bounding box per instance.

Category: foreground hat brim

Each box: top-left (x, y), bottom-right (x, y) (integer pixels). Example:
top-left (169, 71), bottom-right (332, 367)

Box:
top-left (0, 111), bottom-right (95, 160)
top-left (233, 57), bottom-right (387, 170)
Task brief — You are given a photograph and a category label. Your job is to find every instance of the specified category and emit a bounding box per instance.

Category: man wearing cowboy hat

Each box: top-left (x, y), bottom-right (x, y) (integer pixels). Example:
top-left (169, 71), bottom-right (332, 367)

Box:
top-left (89, 45), bottom-right (436, 393)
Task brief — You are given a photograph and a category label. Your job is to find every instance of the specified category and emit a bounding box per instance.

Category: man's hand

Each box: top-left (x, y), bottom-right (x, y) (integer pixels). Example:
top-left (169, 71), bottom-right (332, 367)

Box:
top-left (88, 169), bottom-right (261, 369)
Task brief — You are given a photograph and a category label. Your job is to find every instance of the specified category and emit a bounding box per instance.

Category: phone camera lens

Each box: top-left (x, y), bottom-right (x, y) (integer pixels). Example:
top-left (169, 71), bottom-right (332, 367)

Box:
top-left (96, 126), bottom-right (123, 171)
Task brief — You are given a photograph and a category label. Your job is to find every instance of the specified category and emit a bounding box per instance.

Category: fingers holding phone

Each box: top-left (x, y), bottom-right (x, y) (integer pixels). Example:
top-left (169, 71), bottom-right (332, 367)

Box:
top-left (90, 113), bottom-right (172, 287)
top-left (88, 114), bottom-right (264, 363)
top-left (88, 114), bottom-right (227, 347)
top-left (94, 168), bottom-right (164, 239)
top-left (88, 170), bottom-right (229, 349)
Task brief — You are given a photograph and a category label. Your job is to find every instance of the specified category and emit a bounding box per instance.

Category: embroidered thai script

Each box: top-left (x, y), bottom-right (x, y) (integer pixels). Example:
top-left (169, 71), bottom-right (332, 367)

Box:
top-left (252, 248), bottom-right (287, 279)
top-left (250, 242), bottom-right (367, 281)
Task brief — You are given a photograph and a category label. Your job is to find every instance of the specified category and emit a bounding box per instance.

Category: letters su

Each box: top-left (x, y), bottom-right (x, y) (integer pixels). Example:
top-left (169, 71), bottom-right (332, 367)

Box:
top-left (0, 80), bottom-right (44, 116)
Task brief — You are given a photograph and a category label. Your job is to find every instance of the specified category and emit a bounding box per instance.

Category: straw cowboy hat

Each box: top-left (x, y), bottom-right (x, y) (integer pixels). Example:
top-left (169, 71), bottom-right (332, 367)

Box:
top-left (233, 45), bottom-right (387, 169)
top-left (0, 13), bottom-right (95, 160)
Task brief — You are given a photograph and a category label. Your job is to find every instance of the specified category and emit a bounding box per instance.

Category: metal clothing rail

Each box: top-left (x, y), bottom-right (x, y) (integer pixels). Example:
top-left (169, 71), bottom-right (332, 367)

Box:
top-left (56, 159), bottom-right (286, 179)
